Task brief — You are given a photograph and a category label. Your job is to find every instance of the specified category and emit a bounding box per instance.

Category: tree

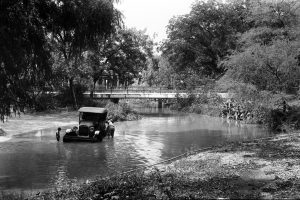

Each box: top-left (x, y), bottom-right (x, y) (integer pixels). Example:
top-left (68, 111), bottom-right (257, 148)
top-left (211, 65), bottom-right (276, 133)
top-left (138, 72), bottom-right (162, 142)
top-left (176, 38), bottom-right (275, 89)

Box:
top-left (161, 0), bottom-right (249, 78)
top-left (88, 28), bottom-right (154, 90)
top-left (0, 0), bottom-right (52, 121)
top-left (223, 39), bottom-right (300, 93)
top-left (49, 0), bottom-right (121, 108)
top-left (222, 0), bottom-right (300, 94)
top-left (247, 0), bottom-right (300, 29)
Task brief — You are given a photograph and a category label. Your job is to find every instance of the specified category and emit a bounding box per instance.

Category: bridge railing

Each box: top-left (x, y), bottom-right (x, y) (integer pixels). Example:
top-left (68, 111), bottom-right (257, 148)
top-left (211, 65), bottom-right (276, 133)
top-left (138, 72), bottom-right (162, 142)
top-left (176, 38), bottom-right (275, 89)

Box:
top-left (94, 86), bottom-right (206, 94)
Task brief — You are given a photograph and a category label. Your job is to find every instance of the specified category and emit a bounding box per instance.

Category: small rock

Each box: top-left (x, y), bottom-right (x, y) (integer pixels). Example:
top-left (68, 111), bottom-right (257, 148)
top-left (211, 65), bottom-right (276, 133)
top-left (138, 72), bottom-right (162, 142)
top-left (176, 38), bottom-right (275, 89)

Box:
top-left (111, 196), bottom-right (119, 200)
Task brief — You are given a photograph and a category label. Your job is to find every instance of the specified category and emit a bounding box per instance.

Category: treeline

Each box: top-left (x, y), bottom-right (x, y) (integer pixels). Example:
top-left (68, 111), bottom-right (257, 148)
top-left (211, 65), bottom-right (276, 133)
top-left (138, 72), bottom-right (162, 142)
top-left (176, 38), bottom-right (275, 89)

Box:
top-left (146, 0), bottom-right (300, 91)
top-left (0, 0), bottom-right (154, 120)
top-left (143, 0), bottom-right (300, 130)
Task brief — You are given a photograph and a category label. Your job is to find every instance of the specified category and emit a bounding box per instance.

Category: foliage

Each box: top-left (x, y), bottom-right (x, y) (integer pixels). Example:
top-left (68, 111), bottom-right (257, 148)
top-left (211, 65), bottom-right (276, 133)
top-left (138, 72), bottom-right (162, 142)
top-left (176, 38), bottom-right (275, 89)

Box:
top-left (105, 102), bottom-right (141, 122)
top-left (33, 93), bottom-right (57, 112)
top-left (49, 0), bottom-right (121, 108)
top-left (223, 39), bottom-right (300, 94)
top-left (143, 55), bottom-right (215, 91)
top-left (56, 83), bottom-right (87, 107)
top-left (247, 0), bottom-right (300, 29)
top-left (222, 0), bottom-right (300, 94)
top-left (161, 0), bottom-right (249, 78)
top-left (81, 99), bottom-right (108, 108)
top-left (0, 0), bottom-right (53, 121)
top-left (89, 28), bottom-right (154, 88)
top-left (0, 0), bottom-right (123, 118)
top-left (172, 93), bottom-right (197, 111)
top-left (171, 91), bottom-right (223, 116)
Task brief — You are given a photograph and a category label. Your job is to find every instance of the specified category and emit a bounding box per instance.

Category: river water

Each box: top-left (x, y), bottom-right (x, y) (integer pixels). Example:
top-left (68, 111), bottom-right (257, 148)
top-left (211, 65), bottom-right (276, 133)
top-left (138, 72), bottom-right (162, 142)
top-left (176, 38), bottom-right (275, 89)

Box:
top-left (0, 107), bottom-right (271, 193)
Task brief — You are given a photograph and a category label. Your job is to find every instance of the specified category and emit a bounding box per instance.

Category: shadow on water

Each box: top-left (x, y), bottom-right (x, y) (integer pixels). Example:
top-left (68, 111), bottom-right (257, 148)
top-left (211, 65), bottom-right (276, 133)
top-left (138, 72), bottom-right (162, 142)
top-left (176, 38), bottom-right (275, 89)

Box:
top-left (0, 106), bottom-right (272, 193)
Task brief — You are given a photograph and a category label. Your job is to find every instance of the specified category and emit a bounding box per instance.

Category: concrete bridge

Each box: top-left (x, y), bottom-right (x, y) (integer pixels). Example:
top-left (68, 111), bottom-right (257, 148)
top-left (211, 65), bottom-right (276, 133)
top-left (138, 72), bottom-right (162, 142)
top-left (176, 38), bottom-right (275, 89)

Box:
top-left (83, 88), bottom-right (233, 107)
top-left (84, 91), bottom-right (188, 99)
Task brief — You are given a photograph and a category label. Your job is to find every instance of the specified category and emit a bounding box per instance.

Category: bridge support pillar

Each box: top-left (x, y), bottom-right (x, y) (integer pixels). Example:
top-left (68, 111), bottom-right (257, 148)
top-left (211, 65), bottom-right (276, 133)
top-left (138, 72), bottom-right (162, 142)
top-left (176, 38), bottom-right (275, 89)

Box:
top-left (158, 99), bottom-right (163, 108)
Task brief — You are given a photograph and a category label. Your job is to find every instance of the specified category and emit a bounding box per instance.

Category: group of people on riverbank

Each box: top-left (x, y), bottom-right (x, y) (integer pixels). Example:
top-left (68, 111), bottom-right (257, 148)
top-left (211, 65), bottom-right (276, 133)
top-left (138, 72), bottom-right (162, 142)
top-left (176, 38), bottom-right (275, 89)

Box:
top-left (220, 100), bottom-right (253, 121)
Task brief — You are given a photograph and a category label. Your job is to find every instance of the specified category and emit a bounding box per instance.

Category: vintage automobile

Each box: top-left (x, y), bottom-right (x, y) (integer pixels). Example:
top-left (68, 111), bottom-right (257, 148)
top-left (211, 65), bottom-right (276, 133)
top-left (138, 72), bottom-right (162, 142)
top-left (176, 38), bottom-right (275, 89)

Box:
top-left (62, 107), bottom-right (108, 142)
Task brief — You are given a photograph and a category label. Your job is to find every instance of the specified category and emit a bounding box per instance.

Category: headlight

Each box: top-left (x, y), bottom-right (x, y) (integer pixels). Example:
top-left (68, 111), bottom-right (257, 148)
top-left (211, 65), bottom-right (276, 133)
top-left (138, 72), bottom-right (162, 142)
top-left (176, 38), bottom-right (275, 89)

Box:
top-left (89, 127), bottom-right (95, 132)
top-left (94, 131), bottom-right (100, 135)
top-left (66, 129), bottom-right (71, 133)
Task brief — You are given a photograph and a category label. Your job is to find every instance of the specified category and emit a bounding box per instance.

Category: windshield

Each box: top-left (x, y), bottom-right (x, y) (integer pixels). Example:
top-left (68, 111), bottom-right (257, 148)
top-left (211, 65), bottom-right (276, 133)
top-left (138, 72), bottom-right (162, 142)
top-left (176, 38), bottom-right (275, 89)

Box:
top-left (79, 112), bottom-right (106, 123)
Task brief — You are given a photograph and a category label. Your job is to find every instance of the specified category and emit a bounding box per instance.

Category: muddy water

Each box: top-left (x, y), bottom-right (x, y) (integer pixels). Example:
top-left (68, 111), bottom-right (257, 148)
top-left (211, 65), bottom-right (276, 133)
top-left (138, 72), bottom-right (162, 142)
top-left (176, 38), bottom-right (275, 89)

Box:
top-left (0, 107), bottom-right (271, 192)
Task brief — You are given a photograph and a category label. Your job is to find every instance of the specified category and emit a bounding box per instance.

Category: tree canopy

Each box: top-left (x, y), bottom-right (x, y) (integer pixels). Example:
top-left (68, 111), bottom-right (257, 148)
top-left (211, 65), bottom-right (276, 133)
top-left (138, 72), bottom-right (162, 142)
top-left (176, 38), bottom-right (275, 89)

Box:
top-left (222, 0), bottom-right (300, 94)
top-left (161, 0), bottom-right (249, 78)
top-left (0, 0), bottom-right (122, 119)
top-left (0, 0), bottom-right (52, 120)
top-left (87, 28), bottom-right (154, 90)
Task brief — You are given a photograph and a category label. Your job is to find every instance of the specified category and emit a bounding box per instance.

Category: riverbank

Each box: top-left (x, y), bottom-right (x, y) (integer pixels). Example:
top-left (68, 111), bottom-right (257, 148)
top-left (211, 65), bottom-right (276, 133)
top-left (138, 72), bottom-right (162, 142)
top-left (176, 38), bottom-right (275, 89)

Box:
top-left (5, 132), bottom-right (297, 200)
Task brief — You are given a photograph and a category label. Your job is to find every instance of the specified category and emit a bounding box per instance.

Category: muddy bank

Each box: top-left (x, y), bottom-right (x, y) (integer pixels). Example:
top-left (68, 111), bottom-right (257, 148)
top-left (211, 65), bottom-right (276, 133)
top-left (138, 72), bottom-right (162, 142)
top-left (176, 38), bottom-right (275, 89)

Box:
top-left (162, 132), bottom-right (300, 199)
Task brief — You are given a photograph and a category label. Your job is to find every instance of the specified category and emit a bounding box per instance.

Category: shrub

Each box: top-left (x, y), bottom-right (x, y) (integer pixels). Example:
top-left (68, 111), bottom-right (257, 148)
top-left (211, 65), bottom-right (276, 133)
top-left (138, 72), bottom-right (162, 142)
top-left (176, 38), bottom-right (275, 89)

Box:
top-left (81, 99), bottom-right (108, 107)
top-left (56, 83), bottom-right (87, 107)
top-left (34, 93), bottom-right (57, 111)
top-left (105, 102), bottom-right (141, 122)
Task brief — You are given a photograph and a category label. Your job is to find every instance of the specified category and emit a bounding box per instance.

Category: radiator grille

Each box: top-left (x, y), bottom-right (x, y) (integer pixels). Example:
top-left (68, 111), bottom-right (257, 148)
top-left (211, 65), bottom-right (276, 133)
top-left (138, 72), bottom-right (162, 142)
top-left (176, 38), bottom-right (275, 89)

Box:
top-left (79, 125), bottom-right (89, 136)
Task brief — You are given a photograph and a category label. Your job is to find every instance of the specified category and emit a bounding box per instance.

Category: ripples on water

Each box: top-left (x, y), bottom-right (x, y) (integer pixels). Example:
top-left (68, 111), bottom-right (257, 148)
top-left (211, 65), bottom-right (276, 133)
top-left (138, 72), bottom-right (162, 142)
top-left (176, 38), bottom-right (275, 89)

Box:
top-left (0, 107), bottom-right (271, 192)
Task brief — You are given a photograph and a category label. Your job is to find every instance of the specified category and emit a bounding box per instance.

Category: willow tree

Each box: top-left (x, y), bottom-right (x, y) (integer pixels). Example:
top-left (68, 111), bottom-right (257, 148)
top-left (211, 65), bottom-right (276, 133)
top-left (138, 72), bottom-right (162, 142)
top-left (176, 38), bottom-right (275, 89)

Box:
top-left (0, 0), bottom-right (52, 121)
top-left (50, 0), bottom-right (121, 108)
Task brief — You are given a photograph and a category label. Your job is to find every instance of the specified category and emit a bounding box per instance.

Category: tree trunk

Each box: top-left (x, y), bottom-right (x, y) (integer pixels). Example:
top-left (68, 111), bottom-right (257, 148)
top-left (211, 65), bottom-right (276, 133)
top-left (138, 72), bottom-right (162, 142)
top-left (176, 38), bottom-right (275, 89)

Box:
top-left (69, 78), bottom-right (78, 109)
top-left (90, 79), bottom-right (96, 98)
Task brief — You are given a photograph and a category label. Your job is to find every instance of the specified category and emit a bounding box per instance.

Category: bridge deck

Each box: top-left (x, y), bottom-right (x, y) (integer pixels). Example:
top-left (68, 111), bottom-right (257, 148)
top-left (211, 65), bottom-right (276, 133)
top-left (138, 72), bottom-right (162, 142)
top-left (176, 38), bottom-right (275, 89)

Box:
top-left (84, 92), bottom-right (188, 99)
top-left (84, 91), bottom-right (233, 99)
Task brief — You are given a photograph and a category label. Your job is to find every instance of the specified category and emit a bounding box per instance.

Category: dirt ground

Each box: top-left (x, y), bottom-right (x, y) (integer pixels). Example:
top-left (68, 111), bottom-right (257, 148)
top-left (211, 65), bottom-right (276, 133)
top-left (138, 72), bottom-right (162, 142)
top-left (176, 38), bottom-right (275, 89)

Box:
top-left (160, 132), bottom-right (300, 199)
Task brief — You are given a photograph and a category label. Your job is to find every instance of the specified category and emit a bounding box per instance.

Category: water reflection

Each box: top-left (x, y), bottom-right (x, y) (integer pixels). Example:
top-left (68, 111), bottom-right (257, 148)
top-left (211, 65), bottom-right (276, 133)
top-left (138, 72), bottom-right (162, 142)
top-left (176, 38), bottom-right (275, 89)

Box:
top-left (0, 108), bottom-right (271, 192)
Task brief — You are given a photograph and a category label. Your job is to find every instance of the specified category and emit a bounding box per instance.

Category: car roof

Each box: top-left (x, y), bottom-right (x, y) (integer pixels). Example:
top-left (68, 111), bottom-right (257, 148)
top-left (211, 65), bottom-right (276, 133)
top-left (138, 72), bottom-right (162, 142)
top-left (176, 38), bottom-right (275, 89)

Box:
top-left (78, 107), bottom-right (108, 114)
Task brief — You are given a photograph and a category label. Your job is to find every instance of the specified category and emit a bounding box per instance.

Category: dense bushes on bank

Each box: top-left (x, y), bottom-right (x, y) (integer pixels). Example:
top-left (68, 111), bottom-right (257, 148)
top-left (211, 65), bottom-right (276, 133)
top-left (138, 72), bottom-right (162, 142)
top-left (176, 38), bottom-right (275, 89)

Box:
top-left (105, 102), bottom-right (141, 122)
top-left (170, 92), bottom-right (224, 116)
top-left (170, 83), bottom-right (300, 132)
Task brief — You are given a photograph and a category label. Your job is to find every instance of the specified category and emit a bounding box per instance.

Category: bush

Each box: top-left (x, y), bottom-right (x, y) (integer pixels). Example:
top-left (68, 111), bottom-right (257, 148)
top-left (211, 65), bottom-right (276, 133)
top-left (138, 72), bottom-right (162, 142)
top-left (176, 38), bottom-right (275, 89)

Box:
top-left (81, 99), bottom-right (108, 107)
top-left (286, 106), bottom-right (300, 130)
top-left (56, 83), bottom-right (87, 107)
top-left (170, 92), bottom-right (223, 116)
top-left (105, 102), bottom-right (141, 122)
top-left (174, 93), bottom-right (197, 110)
top-left (34, 93), bottom-right (57, 111)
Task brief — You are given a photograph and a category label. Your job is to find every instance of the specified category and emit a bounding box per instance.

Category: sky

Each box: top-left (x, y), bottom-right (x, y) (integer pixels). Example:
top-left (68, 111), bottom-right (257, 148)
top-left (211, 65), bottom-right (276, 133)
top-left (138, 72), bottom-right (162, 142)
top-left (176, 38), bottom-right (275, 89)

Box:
top-left (115, 0), bottom-right (196, 43)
